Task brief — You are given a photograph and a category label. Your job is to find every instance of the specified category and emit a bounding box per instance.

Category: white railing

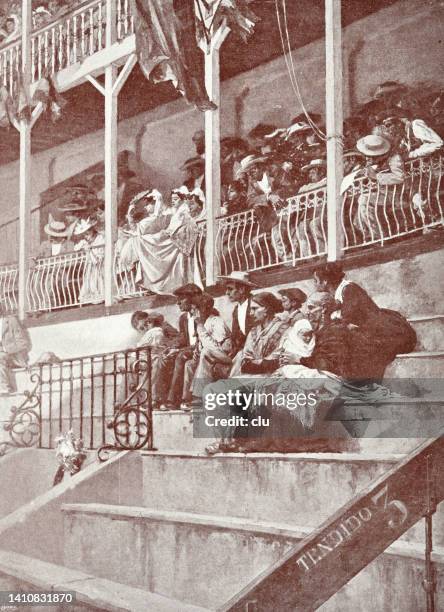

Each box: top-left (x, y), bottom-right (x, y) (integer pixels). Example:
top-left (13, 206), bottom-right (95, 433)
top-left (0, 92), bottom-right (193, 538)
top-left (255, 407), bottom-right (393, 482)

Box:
top-left (0, 153), bottom-right (441, 314)
top-left (0, 0), bottom-right (134, 96)
top-left (342, 154), bottom-right (443, 250)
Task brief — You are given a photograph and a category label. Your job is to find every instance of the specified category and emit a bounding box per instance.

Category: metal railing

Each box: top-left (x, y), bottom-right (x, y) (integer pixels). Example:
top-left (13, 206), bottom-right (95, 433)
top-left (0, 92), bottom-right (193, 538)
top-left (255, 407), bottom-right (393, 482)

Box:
top-left (0, 0), bottom-right (134, 96)
top-left (215, 152), bottom-right (443, 275)
top-left (0, 346), bottom-right (153, 456)
top-left (0, 153), bottom-right (441, 314)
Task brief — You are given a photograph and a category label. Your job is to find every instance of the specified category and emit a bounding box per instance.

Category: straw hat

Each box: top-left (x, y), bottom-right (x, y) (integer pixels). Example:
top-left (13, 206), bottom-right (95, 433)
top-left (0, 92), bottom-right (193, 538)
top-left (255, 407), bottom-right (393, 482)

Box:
top-left (217, 271), bottom-right (257, 288)
top-left (356, 135), bottom-right (391, 157)
top-left (301, 158), bottom-right (327, 172)
top-left (44, 219), bottom-right (70, 237)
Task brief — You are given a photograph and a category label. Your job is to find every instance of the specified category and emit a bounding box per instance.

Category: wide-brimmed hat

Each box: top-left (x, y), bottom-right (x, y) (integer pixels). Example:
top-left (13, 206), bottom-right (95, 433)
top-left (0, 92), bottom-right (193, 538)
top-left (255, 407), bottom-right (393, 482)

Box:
top-left (286, 121), bottom-right (311, 139)
top-left (217, 271), bottom-right (257, 288)
top-left (356, 134), bottom-right (391, 157)
top-left (343, 150), bottom-right (365, 160)
top-left (373, 81), bottom-right (406, 100)
top-left (57, 201), bottom-right (88, 212)
top-left (236, 155), bottom-right (267, 177)
top-left (278, 288), bottom-right (307, 305)
top-left (248, 123), bottom-right (277, 140)
top-left (221, 136), bottom-right (248, 150)
top-left (171, 185), bottom-right (190, 198)
top-left (128, 190), bottom-right (155, 208)
top-left (251, 291), bottom-right (283, 314)
top-left (44, 219), bottom-right (70, 237)
top-left (73, 217), bottom-right (97, 236)
top-left (180, 156), bottom-right (205, 172)
top-left (301, 158), bottom-right (327, 172)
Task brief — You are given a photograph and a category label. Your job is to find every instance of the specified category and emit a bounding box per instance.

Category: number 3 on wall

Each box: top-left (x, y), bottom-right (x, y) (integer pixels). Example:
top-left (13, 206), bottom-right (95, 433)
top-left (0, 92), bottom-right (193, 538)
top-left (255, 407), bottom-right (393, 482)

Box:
top-left (372, 483), bottom-right (408, 528)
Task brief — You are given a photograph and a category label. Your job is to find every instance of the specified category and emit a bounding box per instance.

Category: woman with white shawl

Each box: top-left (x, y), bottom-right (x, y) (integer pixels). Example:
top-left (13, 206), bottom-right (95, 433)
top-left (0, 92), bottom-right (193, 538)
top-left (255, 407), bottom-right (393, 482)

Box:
top-left (119, 186), bottom-right (204, 295)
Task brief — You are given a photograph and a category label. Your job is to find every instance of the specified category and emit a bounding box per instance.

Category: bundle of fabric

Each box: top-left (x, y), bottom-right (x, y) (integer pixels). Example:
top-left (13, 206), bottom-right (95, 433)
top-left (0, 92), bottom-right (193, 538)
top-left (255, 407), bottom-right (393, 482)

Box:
top-left (130, 0), bottom-right (258, 111)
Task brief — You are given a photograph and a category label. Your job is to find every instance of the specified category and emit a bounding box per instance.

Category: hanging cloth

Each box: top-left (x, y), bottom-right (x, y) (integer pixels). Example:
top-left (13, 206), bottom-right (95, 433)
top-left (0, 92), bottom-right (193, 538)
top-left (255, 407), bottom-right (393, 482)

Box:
top-left (130, 0), bottom-right (216, 111)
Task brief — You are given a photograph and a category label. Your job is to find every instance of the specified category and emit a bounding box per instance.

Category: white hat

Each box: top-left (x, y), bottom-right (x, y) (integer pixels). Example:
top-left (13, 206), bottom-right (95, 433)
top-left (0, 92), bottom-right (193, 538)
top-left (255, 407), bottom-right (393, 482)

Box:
top-left (301, 158), bottom-right (327, 172)
top-left (44, 219), bottom-right (70, 237)
top-left (73, 217), bottom-right (97, 236)
top-left (172, 185), bottom-right (190, 196)
top-left (235, 155), bottom-right (268, 179)
top-left (286, 122), bottom-right (311, 139)
top-left (356, 134), bottom-right (391, 157)
top-left (217, 270), bottom-right (257, 288)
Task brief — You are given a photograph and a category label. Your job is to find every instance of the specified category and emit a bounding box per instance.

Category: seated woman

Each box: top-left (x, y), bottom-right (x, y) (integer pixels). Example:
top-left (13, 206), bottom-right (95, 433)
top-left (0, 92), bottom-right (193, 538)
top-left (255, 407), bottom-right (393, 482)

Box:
top-left (313, 261), bottom-right (416, 381)
top-left (181, 292), bottom-right (232, 411)
top-left (119, 186), bottom-right (203, 295)
top-left (73, 218), bottom-right (105, 305)
top-left (230, 291), bottom-right (290, 376)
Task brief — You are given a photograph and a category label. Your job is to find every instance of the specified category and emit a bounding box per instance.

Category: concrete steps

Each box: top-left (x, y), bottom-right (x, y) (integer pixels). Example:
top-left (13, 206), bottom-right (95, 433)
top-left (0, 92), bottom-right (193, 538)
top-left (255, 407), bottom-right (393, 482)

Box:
top-left (409, 315), bottom-right (444, 352)
top-left (60, 502), bottom-right (444, 611)
top-left (0, 549), bottom-right (207, 612)
top-left (140, 451), bottom-right (444, 548)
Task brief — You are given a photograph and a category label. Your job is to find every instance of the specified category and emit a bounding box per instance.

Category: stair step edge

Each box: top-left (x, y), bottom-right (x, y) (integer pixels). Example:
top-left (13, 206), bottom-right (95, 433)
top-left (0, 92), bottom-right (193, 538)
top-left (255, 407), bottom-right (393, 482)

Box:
top-left (0, 550), bottom-right (208, 612)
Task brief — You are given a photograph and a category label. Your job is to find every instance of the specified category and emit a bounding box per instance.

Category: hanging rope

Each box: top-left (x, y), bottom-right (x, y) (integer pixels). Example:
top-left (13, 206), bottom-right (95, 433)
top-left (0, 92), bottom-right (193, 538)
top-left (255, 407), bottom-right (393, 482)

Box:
top-left (275, 0), bottom-right (327, 142)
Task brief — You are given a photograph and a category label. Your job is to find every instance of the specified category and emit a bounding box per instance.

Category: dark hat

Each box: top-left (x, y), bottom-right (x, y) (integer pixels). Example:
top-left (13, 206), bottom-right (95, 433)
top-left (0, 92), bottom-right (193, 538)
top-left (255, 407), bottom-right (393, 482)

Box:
top-left (57, 201), bottom-right (88, 212)
top-left (291, 112), bottom-right (322, 125)
top-left (221, 136), bottom-right (249, 150)
top-left (278, 288), bottom-right (307, 306)
top-left (373, 81), bottom-right (406, 99)
top-left (251, 292), bottom-right (283, 315)
top-left (248, 123), bottom-right (278, 140)
top-left (173, 283), bottom-right (203, 298)
top-left (180, 156), bottom-right (205, 172)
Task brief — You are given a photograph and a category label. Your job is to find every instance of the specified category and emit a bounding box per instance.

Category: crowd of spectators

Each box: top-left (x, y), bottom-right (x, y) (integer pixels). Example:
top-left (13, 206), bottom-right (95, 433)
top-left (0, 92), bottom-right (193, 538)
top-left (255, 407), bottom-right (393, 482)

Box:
top-left (128, 262), bottom-right (416, 453)
top-left (0, 0), bottom-right (83, 46)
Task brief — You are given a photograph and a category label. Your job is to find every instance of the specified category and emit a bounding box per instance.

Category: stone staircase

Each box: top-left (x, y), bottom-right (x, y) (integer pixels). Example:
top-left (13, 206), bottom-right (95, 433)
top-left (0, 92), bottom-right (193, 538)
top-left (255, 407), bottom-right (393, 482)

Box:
top-left (0, 311), bottom-right (441, 610)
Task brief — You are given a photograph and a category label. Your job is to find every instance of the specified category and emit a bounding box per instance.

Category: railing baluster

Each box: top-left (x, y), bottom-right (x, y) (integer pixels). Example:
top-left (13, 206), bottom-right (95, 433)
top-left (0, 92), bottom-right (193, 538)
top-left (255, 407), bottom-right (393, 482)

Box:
top-left (90, 356), bottom-right (94, 449)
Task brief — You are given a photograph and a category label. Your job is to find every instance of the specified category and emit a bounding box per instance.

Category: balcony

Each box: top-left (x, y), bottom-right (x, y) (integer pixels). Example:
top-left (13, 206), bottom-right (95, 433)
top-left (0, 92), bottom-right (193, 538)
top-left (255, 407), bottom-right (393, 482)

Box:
top-left (0, 0), bottom-right (134, 97)
top-left (0, 152), bottom-right (441, 316)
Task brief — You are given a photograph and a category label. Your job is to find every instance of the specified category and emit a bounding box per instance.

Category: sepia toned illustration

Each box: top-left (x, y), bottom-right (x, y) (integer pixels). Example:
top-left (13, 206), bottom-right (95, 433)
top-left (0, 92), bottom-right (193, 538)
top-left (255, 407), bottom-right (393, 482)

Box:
top-left (0, 0), bottom-right (443, 610)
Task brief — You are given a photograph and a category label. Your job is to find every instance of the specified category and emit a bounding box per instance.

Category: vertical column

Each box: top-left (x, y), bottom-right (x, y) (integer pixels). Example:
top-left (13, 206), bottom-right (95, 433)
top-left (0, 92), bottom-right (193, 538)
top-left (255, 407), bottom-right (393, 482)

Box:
top-left (18, 0), bottom-right (32, 319)
top-left (325, 0), bottom-right (344, 262)
top-left (103, 0), bottom-right (117, 307)
top-left (204, 44), bottom-right (221, 286)
top-left (204, 26), bottom-right (228, 286)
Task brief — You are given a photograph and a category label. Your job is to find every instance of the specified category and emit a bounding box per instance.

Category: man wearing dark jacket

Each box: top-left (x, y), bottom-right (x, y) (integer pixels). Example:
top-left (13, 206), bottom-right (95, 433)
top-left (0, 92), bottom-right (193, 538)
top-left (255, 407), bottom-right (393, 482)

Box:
top-left (218, 272), bottom-right (256, 358)
top-left (158, 283), bottom-right (203, 410)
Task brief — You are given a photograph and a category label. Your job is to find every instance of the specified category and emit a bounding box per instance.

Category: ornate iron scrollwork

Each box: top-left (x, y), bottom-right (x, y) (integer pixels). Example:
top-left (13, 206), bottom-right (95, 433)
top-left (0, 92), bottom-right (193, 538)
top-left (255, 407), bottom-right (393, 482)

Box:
top-left (0, 373), bottom-right (42, 457)
top-left (98, 354), bottom-right (152, 461)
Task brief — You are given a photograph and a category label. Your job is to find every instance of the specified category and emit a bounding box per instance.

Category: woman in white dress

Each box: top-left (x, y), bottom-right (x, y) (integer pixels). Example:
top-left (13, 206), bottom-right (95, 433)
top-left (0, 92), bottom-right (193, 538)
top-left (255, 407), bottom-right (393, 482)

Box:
top-left (74, 218), bottom-right (105, 305)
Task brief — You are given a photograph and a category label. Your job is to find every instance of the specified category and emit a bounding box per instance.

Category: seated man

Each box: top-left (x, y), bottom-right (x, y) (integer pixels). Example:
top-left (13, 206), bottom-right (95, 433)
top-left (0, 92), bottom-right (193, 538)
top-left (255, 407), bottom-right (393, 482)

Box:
top-left (217, 271), bottom-right (256, 359)
top-left (157, 283), bottom-right (203, 410)
top-left (0, 301), bottom-right (32, 395)
top-left (181, 293), bottom-right (232, 410)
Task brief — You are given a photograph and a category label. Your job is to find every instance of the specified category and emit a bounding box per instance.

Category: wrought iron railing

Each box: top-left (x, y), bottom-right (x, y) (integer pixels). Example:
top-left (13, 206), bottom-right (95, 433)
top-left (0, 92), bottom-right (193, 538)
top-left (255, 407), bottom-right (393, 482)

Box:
top-left (0, 153), bottom-right (441, 313)
top-left (0, 346), bottom-right (153, 456)
top-left (0, 0), bottom-right (134, 96)
top-left (214, 152), bottom-right (443, 275)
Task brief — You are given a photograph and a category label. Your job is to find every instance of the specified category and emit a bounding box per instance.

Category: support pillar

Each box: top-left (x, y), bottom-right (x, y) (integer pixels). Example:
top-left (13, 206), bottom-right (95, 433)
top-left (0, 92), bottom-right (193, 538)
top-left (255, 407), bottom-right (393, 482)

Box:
top-left (103, 64), bottom-right (118, 307)
top-left (17, 0), bottom-right (32, 319)
top-left (325, 0), bottom-right (344, 262)
top-left (202, 25), bottom-right (229, 286)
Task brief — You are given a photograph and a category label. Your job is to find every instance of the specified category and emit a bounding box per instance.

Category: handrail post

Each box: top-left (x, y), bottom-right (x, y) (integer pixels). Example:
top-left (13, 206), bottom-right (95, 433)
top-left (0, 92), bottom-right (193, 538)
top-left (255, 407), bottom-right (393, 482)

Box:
top-left (325, 0), bottom-right (344, 262)
top-left (423, 454), bottom-right (437, 612)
